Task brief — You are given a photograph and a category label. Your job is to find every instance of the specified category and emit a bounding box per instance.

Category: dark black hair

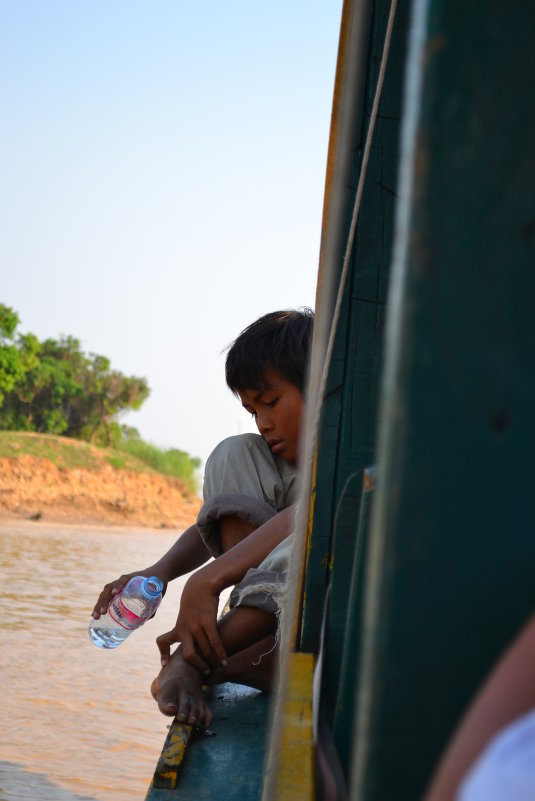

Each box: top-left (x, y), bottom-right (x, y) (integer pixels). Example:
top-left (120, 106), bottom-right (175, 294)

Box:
top-left (225, 308), bottom-right (314, 395)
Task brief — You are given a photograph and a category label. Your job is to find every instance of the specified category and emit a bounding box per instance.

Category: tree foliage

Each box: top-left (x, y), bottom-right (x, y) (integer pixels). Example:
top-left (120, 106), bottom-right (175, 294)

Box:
top-left (0, 304), bottom-right (150, 445)
top-left (0, 306), bottom-right (28, 405)
top-left (115, 433), bottom-right (201, 493)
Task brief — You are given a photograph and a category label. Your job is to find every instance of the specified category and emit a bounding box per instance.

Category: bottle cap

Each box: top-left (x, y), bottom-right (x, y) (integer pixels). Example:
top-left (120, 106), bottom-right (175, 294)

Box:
top-left (141, 576), bottom-right (164, 599)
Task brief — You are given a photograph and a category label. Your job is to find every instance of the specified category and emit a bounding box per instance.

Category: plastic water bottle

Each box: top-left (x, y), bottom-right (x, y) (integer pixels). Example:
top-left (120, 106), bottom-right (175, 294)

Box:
top-left (89, 575), bottom-right (164, 649)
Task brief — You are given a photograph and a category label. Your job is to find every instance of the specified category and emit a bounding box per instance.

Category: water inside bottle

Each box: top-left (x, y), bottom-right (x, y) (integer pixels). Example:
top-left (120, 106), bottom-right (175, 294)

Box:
top-left (89, 618), bottom-right (132, 648)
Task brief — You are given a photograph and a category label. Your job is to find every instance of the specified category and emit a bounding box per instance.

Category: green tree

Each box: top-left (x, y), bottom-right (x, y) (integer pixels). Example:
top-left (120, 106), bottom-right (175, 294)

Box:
top-left (0, 306), bottom-right (150, 443)
top-left (77, 353), bottom-right (150, 445)
top-left (0, 305), bottom-right (26, 406)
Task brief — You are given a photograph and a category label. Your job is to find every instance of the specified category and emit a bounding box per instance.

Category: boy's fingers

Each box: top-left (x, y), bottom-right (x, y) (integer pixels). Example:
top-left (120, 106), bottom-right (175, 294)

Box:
top-left (92, 576), bottom-right (129, 619)
top-left (92, 592), bottom-right (109, 619)
top-left (156, 629), bottom-right (211, 674)
top-left (181, 633), bottom-right (211, 674)
top-left (189, 623), bottom-right (227, 669)
top-left (156, 630), bottom-right (177, 666)
top-left (92, 588), bottom-right (110, 618)
top-left (207, 631), bottom-right (228, 666)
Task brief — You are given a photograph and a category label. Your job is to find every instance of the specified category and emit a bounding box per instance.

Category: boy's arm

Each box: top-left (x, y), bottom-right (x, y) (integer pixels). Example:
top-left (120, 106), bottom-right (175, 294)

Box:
top-left (156, 505), bottom-right (295, 672)
top-left (92, 524), bottom-right (210, 619)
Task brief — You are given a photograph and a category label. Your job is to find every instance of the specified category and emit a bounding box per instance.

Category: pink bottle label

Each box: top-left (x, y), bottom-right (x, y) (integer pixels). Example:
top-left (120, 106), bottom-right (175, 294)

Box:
top-left (108, 595), bottom-right (142, 630)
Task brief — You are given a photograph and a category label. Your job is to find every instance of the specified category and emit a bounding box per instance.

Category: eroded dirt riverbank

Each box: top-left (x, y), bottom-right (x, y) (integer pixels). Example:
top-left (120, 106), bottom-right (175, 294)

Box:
top-left (0, 455), bottom-right (201, 530)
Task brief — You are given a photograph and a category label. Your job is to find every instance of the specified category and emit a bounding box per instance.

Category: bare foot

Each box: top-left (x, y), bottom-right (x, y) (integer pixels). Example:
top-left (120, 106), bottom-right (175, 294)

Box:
top-left (207, 636), bottom-right (277, 693)
top-left (151, 650), bottom-right (213, 726)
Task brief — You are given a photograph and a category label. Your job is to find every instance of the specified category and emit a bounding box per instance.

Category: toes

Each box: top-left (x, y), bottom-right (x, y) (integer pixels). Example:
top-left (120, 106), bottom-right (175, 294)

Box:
top-left (156, 680), bottom-right (179, 717)
top-left (204, 704), bottom-right (214, 727)
top-left (197, 701), bottom-right (213, 728)
top-left (151, 658), bottom-right (213, 726)
top-left (177, 691), bottom-right (198, 725)
top-left (159, 699), bottom-right (179, 717)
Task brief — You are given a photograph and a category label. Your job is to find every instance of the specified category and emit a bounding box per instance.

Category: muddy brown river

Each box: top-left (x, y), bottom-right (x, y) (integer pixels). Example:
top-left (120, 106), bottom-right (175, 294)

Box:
top-left (0, 520), bottom-right (198, 801)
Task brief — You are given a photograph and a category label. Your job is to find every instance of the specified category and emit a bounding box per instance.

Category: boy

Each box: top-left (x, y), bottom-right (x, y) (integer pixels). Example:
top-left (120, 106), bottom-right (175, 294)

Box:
top-left (92, 308), bottom-right (313, 726)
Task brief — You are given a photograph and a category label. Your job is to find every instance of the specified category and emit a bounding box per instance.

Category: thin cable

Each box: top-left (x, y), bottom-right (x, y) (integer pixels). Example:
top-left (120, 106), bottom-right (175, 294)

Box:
top-left (289, 0), bottom-right (399, 657)
top-left (314, 0), bottom-right (398, 428)
top-left (288, 0), bottom-right (400, 658)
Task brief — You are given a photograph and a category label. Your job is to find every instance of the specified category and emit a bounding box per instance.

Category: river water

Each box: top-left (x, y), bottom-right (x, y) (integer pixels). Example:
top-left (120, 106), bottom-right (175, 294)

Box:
top-left (0, 519), bottom-right (198, 801)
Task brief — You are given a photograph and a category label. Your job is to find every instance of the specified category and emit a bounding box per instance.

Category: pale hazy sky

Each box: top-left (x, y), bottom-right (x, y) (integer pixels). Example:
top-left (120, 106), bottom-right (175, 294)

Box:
top-left (1, 1), bottom-right (343, 477)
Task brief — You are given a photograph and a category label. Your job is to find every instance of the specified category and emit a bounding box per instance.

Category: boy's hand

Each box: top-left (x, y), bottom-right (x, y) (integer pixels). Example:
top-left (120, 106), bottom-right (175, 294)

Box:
top-left (156, 572), bottom-right (228, 673)
top-left (92, 570), bottom-right (168, 619)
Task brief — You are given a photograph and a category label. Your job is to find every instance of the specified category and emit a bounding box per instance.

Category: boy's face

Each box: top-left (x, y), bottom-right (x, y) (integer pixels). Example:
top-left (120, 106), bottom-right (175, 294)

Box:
top-left (238, 371), bottom-right (304, 465)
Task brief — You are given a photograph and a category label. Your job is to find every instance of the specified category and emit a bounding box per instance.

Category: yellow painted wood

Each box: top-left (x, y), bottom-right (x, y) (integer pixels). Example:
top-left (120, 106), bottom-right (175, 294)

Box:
top-left (293, 448), bottom-right (318, 644)
top-left (145, 719), bottom-right (193, 794)
top-left (263, 651), bottom-right (316, 801)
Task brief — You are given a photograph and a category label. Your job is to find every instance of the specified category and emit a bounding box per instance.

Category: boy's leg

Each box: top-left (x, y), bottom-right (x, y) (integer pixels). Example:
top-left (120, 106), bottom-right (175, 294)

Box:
top-left (151, 435), bottom-right (296, 720)
top-left (198, 433), bottom-right (295, 632)
top-left (207, 636), bottom-right (277, 693)
top-left (152, 605), bottom-right (277, 724)
top-left (219, 514), bottom-right (255, 553)
top-left (197, 433), bottom-right (298, 558)
top-left (151, 653), bottom-right (212, 726)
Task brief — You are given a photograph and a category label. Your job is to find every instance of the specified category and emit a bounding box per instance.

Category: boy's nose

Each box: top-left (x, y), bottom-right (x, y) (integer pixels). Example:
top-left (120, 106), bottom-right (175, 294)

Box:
top-left (256, 413), bottom-right (273, 434)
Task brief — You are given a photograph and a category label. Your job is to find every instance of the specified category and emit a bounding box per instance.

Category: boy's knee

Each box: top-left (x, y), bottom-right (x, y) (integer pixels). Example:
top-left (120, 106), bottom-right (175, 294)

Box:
top-left (199, 433), bottom-right (297, 557)
top-left (204, 434), bottom-right (268, 479)
top-left (203, 433), bottom-right (280, 503)
top-left (197, 494), bottom-right (278, 558)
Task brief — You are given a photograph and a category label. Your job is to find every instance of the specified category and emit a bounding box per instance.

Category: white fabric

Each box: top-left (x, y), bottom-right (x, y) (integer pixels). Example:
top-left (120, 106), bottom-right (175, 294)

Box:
top-left (458, 708), bottom-right (535, 801)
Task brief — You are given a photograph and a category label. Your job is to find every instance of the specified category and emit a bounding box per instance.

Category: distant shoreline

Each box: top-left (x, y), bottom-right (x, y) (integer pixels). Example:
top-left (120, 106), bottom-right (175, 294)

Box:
top-left (0, 514), bottom-right (186, 534)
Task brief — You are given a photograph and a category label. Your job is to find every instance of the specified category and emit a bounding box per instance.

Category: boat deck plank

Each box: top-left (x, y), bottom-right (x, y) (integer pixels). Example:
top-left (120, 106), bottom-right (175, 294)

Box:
top-left (145, 683), bottom-right (270, 800)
